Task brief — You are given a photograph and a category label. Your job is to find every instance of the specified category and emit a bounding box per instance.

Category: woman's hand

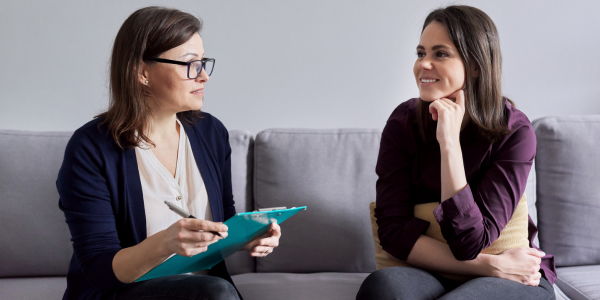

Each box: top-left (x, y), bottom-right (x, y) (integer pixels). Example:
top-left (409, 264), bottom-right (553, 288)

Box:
top-left (160, 218), bottom-right (228, 257)
top-left (484, 247), bottom-right (545, 286)
top-left (429, 90), bottom-right (466, 148)
top-left (242, 222), bottom-right (281, 257)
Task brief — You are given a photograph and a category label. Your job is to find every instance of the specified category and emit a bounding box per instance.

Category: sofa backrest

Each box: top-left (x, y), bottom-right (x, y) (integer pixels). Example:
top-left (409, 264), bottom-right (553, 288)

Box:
top-left (252, 129), bottom-right (380, 273)
top-left (0, 130), bottom-right (73, 277)
top-left (0, 125), bottom-right (551, 277)
top-left (534, 116), bottom-right (600, 267)
top-left (224, 130), bottom-right (256, 275)
top-left (0, 129), bottom-right (255, 277)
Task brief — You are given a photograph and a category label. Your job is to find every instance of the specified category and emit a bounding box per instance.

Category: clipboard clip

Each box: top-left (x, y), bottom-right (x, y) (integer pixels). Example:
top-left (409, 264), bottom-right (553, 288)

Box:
top-left (256, 206), bottom-right (287, 212)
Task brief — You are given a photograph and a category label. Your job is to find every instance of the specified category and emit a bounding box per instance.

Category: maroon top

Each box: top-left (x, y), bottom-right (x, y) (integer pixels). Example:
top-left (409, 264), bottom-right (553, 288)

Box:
top-left (374, 98), bottom-right (556, 284)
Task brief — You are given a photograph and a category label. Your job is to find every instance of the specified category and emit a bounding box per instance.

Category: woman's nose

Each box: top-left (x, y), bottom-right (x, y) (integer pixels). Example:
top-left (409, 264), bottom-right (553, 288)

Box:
top-left (419, 57), bottom-right (433, 70)
top-left (196, 68), bottom-right (209, 83)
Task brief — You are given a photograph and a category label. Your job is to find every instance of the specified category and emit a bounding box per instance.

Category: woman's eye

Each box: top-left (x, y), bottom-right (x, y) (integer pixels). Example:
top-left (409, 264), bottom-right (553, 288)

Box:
top-left (436, 51), bottom-right (448, 58)
top-left (417, 52), bottom-right (426, 58)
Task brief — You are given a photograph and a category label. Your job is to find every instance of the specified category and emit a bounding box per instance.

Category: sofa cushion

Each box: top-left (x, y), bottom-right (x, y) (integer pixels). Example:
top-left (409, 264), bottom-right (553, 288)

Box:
top-left (556, 265), bottom-right (600, 300)
top-left (232, 272), bottom-right (370, 300)
top-left (0, 130), bottom-right (73, 277)
top-left (253, 129), bottom-right (380, 273)
top-left (534, 116), bottom-right (600, 267)
top-left (224, 130), bottom-right (256, 275)
top-left (0, 277), bottom-right (66, 300)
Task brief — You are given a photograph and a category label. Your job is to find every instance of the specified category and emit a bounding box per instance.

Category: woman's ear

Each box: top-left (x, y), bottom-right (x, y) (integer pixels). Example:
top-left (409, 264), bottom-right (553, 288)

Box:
top-left (138, 61), bottom-right (149, 85)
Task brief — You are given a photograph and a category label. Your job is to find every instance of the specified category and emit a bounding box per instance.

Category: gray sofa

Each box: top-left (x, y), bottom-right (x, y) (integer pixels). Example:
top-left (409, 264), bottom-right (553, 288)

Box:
top-left (1, 116), bottom-right (599, 300)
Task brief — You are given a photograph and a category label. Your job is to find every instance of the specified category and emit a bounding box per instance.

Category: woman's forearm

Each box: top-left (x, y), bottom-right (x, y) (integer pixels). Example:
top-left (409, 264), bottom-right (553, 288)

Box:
top-left (440, 144), bottom-right (468, 201)
top-left (112, 230), bottom-right (172, 283)
top-left (404, 235), bottom-right (492, 276)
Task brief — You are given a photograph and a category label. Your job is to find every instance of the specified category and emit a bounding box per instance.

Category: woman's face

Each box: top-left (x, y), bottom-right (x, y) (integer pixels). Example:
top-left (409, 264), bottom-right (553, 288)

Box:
top-left (142, 33), bottom-right (209, 113)
top-left (413, 21), bottom-right (465, 102)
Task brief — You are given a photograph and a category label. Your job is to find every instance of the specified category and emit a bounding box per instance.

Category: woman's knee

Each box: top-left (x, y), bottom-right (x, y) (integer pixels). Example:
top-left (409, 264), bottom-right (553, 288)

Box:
top-left (356, 267), bottom-right (443, 300)
top-left (199, 276), bottom-right (239, 300)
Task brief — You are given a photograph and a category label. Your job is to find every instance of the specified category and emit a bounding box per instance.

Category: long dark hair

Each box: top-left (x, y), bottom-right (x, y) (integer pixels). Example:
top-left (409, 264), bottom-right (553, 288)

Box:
top-left (416, 5), bottom-right (514, 143)
top-left (97, 6), bottom-right (202, 149)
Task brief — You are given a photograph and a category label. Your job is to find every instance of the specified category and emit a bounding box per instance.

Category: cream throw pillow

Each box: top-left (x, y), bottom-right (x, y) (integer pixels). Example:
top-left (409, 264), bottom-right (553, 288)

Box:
top-left (369, 194), bottom-right (530, 279)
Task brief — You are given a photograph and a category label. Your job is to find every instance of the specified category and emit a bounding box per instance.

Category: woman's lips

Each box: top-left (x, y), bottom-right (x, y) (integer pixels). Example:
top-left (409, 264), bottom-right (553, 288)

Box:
top-left (419, 78), bottom-right (439, 87)
top-left (191, 88), bottom-right (204, 95)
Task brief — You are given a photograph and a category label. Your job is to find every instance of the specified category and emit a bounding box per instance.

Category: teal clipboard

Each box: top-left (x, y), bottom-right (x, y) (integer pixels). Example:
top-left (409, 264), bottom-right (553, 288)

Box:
top-left (136, 206), bottom-right (307, 282)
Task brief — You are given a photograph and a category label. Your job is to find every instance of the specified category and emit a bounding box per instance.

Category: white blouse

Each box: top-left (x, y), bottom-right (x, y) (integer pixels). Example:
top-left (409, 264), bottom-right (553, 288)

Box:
top-left (135, 119), bottom-right (212, 238)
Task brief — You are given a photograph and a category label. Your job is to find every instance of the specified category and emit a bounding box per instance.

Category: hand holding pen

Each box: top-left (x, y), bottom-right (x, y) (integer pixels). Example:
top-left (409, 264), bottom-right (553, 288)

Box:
top-left (161, 201), bottom-right (228, 257)
top-left (165, 201), bottom-right (223, 237)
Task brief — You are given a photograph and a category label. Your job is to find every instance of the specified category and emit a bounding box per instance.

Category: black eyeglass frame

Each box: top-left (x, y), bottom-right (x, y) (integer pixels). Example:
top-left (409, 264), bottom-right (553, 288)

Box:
top-left (149, 58), bottom-right (215, 78)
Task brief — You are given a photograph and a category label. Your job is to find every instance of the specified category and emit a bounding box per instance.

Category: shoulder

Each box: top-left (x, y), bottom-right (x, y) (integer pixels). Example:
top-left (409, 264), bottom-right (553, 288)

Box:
top-left (383, 98), bottom-right (419, 138)
top-left (504, 100), bottom-right (535, 143)
top-left (197, 111), bottom-right (228, 133)
top-left (182, 111), bottom-right (230, 152)
top-left (387, 98), bottom-right (418, 125)
top-left (505, 100), bottom-right (533, 133)
top-left (186, 111), bottom-right (229, 139)
top-left (67, 118), bottom-right (113, 152)
top-left (63, 117), bottom-right (122, 166)
top-left (493, 100), bottom-right (536, 158)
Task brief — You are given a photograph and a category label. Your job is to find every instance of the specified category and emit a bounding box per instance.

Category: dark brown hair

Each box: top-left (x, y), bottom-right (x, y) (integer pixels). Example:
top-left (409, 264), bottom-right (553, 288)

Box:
top-left (97, 6), bottom-right (202, 148)
top-left (416, 5), bottom-right (514, 143)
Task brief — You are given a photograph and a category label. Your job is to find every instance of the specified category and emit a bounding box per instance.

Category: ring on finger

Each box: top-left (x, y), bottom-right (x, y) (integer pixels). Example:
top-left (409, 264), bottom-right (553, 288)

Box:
top-left (263, 247), bottom-right (271, 254)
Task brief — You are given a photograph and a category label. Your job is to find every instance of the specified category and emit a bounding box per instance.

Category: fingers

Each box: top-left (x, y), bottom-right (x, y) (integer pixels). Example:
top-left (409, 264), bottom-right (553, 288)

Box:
top-left (429, 98), bottom-right (459, 121)
top-left (448, 90), bottom-right (465, 108)
top-left (180, 219), bottom-right (228, 233)
top-left (525, 247), bottom-right (545, 258)
top-left (250, 246), bottom-right (273, 257)
top-left (429, 101), bottom-right (445, 120)
top-left (181, 247), bottom-right (208, 257)
top-left (270, 222), bottom-right (282, 237)
top-left (258, 236), bottom-right (280, 247)
top-left (250, 223), bottom-right (281, 257)
top-left (525, 272), bottom-right (542, 286)
top-left (175, 225), bottom-right (225, 246)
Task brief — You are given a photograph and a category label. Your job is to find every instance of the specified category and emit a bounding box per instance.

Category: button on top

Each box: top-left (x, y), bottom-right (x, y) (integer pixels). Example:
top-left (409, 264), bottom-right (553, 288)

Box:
top-left (176, 196), bottom-right (182, 201)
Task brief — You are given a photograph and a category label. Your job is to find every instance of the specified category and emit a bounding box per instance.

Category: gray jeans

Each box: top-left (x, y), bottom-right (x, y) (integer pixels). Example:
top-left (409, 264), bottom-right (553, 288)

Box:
top-left (356, 267), bottom-right (555, 300)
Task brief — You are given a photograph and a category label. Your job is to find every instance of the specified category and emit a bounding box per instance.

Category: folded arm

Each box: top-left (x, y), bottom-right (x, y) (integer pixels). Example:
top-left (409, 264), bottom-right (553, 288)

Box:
top-left (434, 123), bottom-right (536, 260)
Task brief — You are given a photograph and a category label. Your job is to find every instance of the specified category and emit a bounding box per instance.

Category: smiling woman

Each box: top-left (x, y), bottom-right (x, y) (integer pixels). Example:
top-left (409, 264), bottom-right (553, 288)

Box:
top-left (57, 6), bottom-right (280, 300)
top-left (357, 5), bottom-right (557, 300)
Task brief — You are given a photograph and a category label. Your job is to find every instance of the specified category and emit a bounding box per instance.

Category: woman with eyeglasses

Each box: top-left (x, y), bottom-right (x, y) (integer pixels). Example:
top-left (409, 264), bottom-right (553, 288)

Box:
top-left (57, 6), bottom-right (279, 300)
top-left (357, 5), bottom-right (556, 300)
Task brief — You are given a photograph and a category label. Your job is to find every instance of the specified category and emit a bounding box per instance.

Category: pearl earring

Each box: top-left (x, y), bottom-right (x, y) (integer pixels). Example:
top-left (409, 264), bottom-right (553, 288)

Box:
top-left (145, 80), bottom-right (148, 85)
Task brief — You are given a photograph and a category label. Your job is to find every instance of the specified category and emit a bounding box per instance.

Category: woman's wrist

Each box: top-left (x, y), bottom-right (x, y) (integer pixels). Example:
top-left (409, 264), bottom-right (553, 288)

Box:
top-left (439, 139), bottom-right (460, 155)
top-left (150, 230), bottom-right (176, 259)
top-left (473, 254), bottom-right (500, 277)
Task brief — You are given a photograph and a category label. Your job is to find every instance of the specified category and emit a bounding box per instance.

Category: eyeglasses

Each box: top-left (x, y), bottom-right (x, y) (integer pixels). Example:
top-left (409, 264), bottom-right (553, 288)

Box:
top-left (149, 57), bottom-right (215, 79)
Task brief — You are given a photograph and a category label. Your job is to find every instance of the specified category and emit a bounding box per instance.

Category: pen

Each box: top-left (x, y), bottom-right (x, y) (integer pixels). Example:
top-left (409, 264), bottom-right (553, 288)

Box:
top-left (164, 200), bottom-right (223, 237)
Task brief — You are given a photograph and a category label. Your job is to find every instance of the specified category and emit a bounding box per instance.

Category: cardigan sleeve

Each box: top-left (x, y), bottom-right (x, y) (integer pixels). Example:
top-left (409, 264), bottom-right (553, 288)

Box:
top-left (57, 130), bottom-right (128, 293)
top-left (375, 112), bottom-right (430, 261)
top-left (432, 122), bottom-right (536, 260)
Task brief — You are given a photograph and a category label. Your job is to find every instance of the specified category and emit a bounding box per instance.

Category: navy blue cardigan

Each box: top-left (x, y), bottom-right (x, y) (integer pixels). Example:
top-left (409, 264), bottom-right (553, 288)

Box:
top-left (57, 112), bottom-right (238, 300)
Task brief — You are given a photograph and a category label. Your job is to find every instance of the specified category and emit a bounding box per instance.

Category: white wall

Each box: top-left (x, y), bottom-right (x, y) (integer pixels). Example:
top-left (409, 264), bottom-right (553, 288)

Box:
top-left (1, 0), bottom-right (598, 134)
